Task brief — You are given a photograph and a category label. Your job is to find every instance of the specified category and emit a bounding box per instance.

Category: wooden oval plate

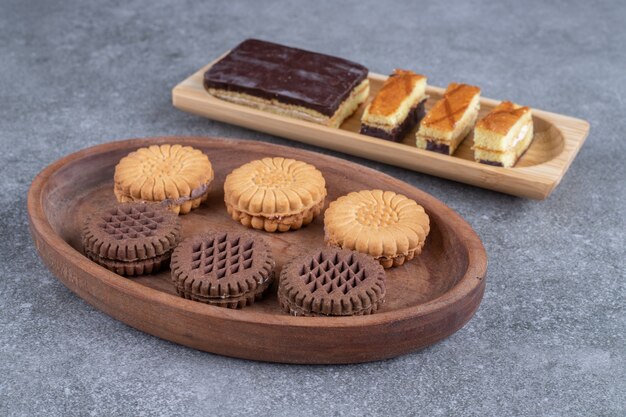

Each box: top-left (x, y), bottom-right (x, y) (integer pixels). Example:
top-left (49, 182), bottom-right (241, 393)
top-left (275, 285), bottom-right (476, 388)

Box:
top-left (28, 136), bottom-right (487, 364)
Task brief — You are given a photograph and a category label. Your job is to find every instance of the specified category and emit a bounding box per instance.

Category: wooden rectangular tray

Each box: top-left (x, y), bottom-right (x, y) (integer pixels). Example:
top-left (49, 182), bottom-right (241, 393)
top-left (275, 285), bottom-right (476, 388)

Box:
top-left (172, 61), bottom-right (590, 199)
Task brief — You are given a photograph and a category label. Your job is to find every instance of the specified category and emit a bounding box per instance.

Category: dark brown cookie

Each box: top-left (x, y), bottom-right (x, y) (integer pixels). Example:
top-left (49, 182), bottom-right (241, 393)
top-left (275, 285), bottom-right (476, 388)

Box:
top-left (278, 248), bottom-right (386, 316)
top-left (170, 231), bottom-right (274, 308)
top-left (82, 202), bottom-right (182, 276)
top-left (178, 279), bottom-right (273, 309)
top-left (85, 251), bottom-right (173, 277)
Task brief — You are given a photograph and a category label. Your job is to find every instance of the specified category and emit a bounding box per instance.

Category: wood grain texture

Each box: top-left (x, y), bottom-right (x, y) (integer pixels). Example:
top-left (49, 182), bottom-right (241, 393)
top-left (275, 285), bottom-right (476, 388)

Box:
top-left (172, 61), bottom-right (590, 199)
top-left (28, 136), bottom-right (487, 364)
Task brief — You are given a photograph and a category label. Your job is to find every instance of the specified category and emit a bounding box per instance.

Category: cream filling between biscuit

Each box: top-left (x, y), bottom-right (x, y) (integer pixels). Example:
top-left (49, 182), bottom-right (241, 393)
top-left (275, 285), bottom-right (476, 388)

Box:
top-left (115, 181), bottom-right (211, 207)
top-left (226, 196), bottom-right (325, 220)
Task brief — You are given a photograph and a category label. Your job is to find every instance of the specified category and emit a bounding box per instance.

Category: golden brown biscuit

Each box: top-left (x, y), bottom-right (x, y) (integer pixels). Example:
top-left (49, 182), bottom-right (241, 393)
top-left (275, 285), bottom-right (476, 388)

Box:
top-left (224, 157), bottom-right (326, 232)
top-left (324, 190), bottom-right (430, 268)
top-left (114, 144), bottom-right (214, 214)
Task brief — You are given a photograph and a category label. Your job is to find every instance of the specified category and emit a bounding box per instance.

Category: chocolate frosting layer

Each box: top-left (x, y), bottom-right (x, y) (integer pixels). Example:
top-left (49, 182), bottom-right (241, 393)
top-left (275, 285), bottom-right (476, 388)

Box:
top-left (204, 39), bottom-right (368, 116)
top-left (425, 141), bottom-right (450, 155)
top-left (478, 159), bottom-right (503, 167)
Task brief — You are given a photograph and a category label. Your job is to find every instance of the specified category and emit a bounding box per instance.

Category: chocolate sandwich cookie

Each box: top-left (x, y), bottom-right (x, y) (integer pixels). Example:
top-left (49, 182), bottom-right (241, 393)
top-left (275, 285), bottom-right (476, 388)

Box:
top-left (170, 231), bottom-right (275, 308)
top-left (82, 202), bottom-right (182, 276)
top-left (278, 248), bottom-right (386, 317)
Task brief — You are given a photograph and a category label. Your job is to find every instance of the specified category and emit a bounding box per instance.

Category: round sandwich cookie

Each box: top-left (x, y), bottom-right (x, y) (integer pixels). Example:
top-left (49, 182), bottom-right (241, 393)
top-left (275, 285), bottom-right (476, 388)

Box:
top-left (170, 231), bottom-right (275, 308)
top-left (278, 248), bottom-right (386, 317)
top-left (223, 157), bottom-right (326, 232)
top-left (114, 144), bottom-right (214, 214)
top-left (324, 190), bottom-right (430, 268)
top-left (82, 202), bottom-right (182, 276)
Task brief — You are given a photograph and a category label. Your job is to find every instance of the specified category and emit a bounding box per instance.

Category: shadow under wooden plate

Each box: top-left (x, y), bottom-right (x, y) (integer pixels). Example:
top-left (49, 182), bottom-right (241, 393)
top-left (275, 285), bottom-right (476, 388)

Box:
top-left (28, 136), bottom-right (487, 364)
top-left (173, 61), bottom-right (590, 199)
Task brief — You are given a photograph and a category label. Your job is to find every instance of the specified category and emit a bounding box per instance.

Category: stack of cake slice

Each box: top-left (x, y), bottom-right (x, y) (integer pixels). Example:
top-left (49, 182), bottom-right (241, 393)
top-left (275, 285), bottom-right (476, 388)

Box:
top-left (360, 69), bottom-right (428, 142)
top-left (416, 83), bottom-right (481, 155)
top-left (204, 39), bottom-right (370, 128)
top-left (473, 101), bottom-right (534, 167)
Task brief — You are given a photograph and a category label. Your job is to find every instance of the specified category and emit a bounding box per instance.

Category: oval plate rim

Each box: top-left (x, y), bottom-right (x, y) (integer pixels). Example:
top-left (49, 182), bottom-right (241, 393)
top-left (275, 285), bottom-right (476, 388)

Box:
top-left (28, 136), bottom-right (488, 362)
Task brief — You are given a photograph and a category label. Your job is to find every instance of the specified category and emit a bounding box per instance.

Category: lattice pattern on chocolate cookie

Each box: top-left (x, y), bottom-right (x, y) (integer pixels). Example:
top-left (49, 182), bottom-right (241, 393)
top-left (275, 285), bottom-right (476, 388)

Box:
top-left (299, 251), bottom-right (365, 295)
top-left (189, 233), bottom-right (255, 279)
top-left (278, 248), bottom-right (386, 317)
top-left (98, 205), bottom-right (165, 240)
top-left (170, 232), bottom-right (274, 308)
top-left (170, 232), bottom-right (275, 306)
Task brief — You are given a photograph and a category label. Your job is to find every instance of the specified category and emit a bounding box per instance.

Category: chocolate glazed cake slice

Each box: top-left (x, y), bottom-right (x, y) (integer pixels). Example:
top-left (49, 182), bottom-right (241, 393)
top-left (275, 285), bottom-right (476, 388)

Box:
top-left (360, 69), bottom-right (428, 142)
top-left (204, 39), bottom-right (370, 128)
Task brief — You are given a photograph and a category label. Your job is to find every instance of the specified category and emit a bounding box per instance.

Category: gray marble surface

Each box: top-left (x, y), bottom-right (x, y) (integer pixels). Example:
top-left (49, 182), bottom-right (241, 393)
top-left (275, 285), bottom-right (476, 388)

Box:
top-left (1, 0), bottom-right (624, 415)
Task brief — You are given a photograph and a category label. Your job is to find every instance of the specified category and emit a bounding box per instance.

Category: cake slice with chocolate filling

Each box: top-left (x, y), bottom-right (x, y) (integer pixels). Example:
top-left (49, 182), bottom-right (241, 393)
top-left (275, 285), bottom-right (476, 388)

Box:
top-left (360, 69), bottom-right (428, 142)
top-left (416, 83), bottom-right (481, 155)
top-left (473, 101), bottom-right (534, 167)
top-left (204, 39), bottom-right (370, 128)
